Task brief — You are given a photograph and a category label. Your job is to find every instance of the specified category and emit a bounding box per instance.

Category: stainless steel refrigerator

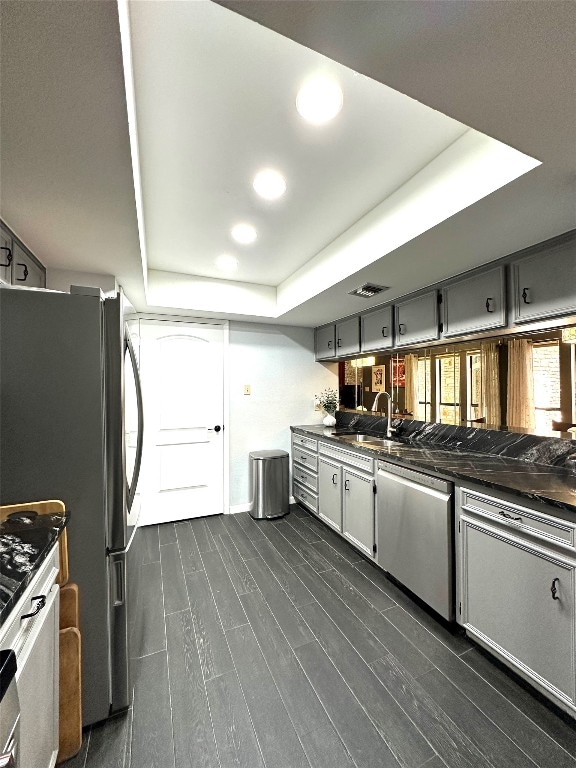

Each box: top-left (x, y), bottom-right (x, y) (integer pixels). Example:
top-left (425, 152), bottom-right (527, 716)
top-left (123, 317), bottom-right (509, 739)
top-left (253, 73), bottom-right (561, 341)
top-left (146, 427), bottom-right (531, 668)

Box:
top-left (0, 284), bottom-right (144, 725)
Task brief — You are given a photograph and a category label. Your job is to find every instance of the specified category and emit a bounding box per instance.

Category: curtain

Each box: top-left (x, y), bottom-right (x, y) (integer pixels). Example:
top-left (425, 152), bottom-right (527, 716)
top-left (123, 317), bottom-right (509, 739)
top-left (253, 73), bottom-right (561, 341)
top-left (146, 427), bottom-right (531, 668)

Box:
top-left (480, 342), bottom-right (501, 426)
top-left (404, 354), bottom-right (419, 416)
top-left (507, 338), bottom-right (535, 429)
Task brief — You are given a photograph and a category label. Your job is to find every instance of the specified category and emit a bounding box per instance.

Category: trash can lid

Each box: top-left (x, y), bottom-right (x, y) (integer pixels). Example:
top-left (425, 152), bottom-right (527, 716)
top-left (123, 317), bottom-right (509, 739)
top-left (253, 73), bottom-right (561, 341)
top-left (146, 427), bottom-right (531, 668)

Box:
top-left (249, 450), bottom-right (289, 459)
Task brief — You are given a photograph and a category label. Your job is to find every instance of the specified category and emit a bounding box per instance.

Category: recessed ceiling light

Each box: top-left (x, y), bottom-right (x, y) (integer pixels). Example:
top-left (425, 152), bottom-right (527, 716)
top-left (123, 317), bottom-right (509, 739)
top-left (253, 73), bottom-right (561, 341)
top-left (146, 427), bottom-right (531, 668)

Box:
top-left (216, 254), bottom-right (239, 274)
top-left (231, 223), bottom-right (257, 245)
top-left (296, 76), bottom-right (343, 125)
top-left (253, 168), bottom-right (287, 200)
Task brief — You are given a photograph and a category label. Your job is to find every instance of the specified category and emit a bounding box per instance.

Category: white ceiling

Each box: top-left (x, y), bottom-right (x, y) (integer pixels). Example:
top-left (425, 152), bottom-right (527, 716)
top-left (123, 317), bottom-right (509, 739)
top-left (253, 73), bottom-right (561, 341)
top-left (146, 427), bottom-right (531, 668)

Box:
top-left (1, 1), bottom-right (574, 327)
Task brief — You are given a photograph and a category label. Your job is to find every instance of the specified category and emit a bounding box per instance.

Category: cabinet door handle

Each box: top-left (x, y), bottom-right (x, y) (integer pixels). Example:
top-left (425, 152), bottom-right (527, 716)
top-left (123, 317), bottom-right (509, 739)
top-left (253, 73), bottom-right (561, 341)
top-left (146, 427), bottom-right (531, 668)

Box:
top-left (498, 510), bottom-right (522, 522)
top-left (521, 287), bottom-right (531, 304)
top-left (327, 340), bottom-right (332, 349)
top-left (332, 473), bottom-right (337, 485)
top-left (15, 262), bottom-right (29, 282)
top-left (21, 594), bottom-right (47, 620)
top-left (398, 323), bottom-right (406, 335)
top-left (0, 246), bottom-right (12, 268)
top-left (299, 454), bottom-right (307, 462)
top-left (344, 479), bottom-right (350, 491)
top-left (381, 326), bottom-right (388, 338)
top-left (485, 297), bottom-right (494, 313)
top-left (551, 578), bottom-right (560, 601)
top-left (337, 338), bottom-right (342, 347)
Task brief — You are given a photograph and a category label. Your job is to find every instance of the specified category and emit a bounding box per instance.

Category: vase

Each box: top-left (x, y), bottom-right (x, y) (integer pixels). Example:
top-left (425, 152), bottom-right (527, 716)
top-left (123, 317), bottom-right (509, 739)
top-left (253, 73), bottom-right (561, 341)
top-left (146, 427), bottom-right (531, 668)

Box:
top-left (323, 413), bottom-right (336, 427)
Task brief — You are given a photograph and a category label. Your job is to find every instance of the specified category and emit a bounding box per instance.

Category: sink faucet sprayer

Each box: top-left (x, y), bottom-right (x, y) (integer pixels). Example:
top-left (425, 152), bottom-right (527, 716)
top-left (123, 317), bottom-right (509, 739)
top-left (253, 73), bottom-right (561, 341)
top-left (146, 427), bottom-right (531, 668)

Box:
top-left (372, 391), bottom-right (395, 438)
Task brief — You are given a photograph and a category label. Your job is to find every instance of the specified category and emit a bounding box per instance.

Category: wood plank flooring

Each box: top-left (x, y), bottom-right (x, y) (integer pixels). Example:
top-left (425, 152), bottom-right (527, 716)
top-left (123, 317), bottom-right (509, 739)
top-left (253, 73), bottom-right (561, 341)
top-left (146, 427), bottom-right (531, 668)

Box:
top-left (62, 507), bottom-right (576, 768)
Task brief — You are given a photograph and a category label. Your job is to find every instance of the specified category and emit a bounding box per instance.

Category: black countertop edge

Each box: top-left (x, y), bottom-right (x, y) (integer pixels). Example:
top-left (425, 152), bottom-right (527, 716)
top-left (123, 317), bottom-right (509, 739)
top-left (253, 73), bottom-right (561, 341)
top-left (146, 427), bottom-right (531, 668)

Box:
top-left (0, 510), bottom-right (70, 627)
top-left (291, 425), bottom-right (576, 519)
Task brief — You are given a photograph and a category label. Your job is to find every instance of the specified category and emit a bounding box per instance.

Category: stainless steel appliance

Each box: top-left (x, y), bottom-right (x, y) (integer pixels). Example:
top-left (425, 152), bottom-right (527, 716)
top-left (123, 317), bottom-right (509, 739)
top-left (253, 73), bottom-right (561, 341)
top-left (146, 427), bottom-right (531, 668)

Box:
top-left (376, 461), bottom-right (454, 621)
top-left (0, 650), bottom-right (19, 768)
top-left (0, 285), bottom-right (144, 725)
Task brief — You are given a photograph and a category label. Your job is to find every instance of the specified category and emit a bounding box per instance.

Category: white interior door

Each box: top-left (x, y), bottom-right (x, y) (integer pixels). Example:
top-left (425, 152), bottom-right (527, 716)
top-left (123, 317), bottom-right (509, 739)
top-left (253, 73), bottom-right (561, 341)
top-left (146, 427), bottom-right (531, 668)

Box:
top-left (139, 320), bottom-right (226, 525)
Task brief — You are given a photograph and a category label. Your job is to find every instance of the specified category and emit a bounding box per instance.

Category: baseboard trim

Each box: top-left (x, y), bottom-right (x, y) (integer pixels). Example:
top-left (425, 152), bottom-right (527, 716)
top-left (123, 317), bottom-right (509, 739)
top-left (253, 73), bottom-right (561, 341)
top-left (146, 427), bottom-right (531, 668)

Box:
top-left (228, 503), bottom-right (252, 515)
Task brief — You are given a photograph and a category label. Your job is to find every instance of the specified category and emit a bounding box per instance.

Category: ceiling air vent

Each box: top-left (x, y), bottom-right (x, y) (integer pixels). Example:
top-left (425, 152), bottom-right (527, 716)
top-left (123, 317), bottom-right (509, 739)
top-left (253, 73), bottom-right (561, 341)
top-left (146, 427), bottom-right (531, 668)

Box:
top-left (348, 283), bottom-right (389, 299)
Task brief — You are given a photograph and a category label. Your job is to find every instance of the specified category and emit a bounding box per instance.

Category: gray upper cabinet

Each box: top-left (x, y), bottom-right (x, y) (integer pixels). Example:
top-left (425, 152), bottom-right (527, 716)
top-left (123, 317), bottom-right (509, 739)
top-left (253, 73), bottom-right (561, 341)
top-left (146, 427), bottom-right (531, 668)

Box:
top-left (335, 316), bottom-right (360, 357)
top-left (512, 237), bottom-right (576, 323)
top-left (442, 266), bottom-right (506, 338)
top-left (12, 241), bottom-right (46, 288)
top-left (0, 223), bottom-right (13, 285)
top-left (315, 324), bottom-right (336, 360)
top-left (394, 290), bottom-right (439, 346)
top-left (360, 305), bottom-right (394, 352)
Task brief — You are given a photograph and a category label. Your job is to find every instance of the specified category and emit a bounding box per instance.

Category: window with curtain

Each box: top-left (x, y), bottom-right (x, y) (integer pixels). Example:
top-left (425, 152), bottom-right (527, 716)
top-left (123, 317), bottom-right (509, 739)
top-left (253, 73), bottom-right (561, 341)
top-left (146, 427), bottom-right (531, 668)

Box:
top-left (532, 341), bottom-right (561, 432)
top-left (436, 354), bottom-right (460, 424)
top-left (507, 338), bottom-right (535, 429)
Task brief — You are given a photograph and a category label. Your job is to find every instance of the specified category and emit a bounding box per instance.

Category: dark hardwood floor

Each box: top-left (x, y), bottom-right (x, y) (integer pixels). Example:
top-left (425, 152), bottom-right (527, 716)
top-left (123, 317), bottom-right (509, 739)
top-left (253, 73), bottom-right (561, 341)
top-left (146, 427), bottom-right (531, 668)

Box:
top-left (62, 507), bottom-right (576, 768)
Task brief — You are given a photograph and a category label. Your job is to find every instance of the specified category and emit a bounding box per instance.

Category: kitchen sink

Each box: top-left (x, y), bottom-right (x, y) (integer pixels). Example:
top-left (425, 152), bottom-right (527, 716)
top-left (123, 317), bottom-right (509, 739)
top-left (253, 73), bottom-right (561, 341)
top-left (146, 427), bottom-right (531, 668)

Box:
top-left (335, 433), bottom-right (397, 448)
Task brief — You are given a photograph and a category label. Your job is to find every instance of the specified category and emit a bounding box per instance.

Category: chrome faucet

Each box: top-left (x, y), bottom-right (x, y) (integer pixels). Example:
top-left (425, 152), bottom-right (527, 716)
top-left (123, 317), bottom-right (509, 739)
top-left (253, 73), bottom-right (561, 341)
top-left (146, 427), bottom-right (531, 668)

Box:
top-left (372, 391), bottom-right (395, 438)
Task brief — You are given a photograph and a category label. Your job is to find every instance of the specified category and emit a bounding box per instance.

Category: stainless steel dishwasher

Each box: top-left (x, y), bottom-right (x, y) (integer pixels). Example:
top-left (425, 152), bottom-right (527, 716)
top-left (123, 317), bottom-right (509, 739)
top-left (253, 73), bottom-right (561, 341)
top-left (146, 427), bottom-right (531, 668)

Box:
top-left (376, 461), bottom-right (454, 621)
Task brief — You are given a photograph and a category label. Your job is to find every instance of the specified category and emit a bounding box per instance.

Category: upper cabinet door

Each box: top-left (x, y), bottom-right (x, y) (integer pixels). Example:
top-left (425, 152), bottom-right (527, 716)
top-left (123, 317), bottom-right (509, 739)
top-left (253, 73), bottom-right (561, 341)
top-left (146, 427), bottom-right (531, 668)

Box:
top-left (335, 316), bottom-right (360, 357)
top-left (12, 241), bottom-right (46, 288)
top-left (315, 324), bottom-right (336, 360)
top-left (442, 266), bottom-right (506, 338)
top-left (395, 290), bottom-right (439, 346)
top-left (512, 238), bottom-right (576, 323)
top-left (361, 305), bottom-right (394, 352)
top-left (0, 223), bottom-right (13, 285)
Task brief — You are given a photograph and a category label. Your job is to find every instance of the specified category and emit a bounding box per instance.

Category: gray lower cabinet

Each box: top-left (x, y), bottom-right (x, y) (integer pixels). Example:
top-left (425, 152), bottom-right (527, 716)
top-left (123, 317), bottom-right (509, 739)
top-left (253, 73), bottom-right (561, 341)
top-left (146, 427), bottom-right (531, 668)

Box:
top-left (342, 467), bottom-right (374, 557)
top-left (315, 324), bottom-right (336, 361)
top-left (512, 236), bottom-right (576, 323)
top-left (0, 223), bottom-right (13, 284)
top-left (394, 290), bottom-right (439, 346)
top-left (458, 487), bottom-right (576, 716)
top-left (360, 304), bottom-right (394, 352)
top-left (291, 434), bottom-right (318, 514)
top-left (442, 266), bottom-right (506, 337)
top-left (318, 456), bottom-right (342, 531)
top-left (335, 316), bottom-right (360, 357)
top-left (317, 441), bottom-right (375, 553)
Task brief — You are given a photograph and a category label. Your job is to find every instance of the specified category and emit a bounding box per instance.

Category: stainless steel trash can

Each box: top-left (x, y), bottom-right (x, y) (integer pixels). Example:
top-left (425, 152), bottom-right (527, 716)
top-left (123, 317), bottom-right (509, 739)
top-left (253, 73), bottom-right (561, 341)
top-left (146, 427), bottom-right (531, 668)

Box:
top-left (249, 450), bottom-right (289, 519)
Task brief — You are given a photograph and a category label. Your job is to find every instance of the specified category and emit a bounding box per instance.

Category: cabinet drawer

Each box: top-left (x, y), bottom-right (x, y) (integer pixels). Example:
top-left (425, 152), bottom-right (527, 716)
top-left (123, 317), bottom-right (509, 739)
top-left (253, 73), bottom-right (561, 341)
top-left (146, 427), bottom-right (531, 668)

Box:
top-left (291, 434), bottom-right (318, 453)
top-left (292, 464), bottom-right (318, 492)
top-left (460, 488), bottom-right (575, 551)
top-left (292, 447), bottom-right (318, 472)
top-left (0, 545), bottom-right (59, 653)
top-left (293, 482), bottom-right (318, 514)
top-left (319, 441), bottom-right (374, 474)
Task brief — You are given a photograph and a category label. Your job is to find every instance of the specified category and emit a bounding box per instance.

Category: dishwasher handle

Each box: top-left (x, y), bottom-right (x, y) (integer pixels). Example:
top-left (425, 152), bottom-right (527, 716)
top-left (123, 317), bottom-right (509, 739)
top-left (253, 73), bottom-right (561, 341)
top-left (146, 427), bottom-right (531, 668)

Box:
top-left (377, 461), bottom-right (452, 494)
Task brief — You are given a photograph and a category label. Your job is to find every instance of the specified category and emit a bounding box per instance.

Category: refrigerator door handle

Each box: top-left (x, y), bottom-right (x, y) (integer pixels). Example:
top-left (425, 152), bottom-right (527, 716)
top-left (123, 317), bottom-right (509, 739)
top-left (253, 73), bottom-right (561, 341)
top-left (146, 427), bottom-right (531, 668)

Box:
top-left (112, 559), bottom-right (125, 607)
top-left (126, 332), bottom-right (144, 512)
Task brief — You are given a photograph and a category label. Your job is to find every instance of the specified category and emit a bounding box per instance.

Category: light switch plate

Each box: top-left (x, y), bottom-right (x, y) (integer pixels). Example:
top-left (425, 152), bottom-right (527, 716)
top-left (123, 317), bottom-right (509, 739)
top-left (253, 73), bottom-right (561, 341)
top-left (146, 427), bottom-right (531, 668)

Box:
top-left (244, 384), bottom-right (251, 395)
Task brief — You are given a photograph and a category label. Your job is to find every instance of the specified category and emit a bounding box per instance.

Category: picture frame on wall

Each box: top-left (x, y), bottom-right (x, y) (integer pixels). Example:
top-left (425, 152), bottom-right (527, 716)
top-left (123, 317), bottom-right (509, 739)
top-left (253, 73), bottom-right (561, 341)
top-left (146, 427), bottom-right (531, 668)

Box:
top-left (392, 359), bottom-right (406, 387)
top-left (372, 365), bottom-right (386, 392)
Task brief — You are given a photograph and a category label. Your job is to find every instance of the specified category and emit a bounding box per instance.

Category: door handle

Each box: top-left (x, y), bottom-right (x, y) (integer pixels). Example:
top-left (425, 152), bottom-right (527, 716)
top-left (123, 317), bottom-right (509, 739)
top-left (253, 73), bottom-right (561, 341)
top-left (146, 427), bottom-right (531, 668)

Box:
top-left (332, 473), bottom-right (337, 485)
top-left (344, 479), bottom-right (350, 491)
top-left (15, 262), bottom-right (29, 281)
top-left (485, 297), bottom-right (494, 313)
top-left (521, 287), bottom-right (531, 304)
top-left (21, 594), bottom-right (46, 620)
top-left (381, 326), bottom-right (388, 338)
top-left (551, 578), bottom-right (560, 601)
top-left (398, 323), bottom-right (406, 335)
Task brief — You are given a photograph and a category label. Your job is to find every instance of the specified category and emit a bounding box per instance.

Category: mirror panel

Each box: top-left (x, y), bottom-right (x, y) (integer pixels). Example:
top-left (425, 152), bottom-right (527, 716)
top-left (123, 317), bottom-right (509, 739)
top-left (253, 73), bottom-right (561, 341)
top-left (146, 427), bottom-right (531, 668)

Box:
top-left (339, 325), bottom-right (576, 438)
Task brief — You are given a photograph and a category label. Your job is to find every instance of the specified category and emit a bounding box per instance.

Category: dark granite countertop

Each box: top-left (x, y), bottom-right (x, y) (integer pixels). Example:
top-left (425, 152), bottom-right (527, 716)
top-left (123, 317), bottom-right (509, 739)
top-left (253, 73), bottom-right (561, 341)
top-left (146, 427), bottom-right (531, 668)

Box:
top-left (0, 510), bottom-right (70, 626)
top-left (291, 423), bottom-right (576, 519)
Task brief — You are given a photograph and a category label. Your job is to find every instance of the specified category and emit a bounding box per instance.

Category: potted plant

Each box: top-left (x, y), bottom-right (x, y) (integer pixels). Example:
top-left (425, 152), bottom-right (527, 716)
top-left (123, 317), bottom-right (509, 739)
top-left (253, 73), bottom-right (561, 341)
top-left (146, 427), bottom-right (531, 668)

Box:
top-left (316, 387), bottom-right (339, 426)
